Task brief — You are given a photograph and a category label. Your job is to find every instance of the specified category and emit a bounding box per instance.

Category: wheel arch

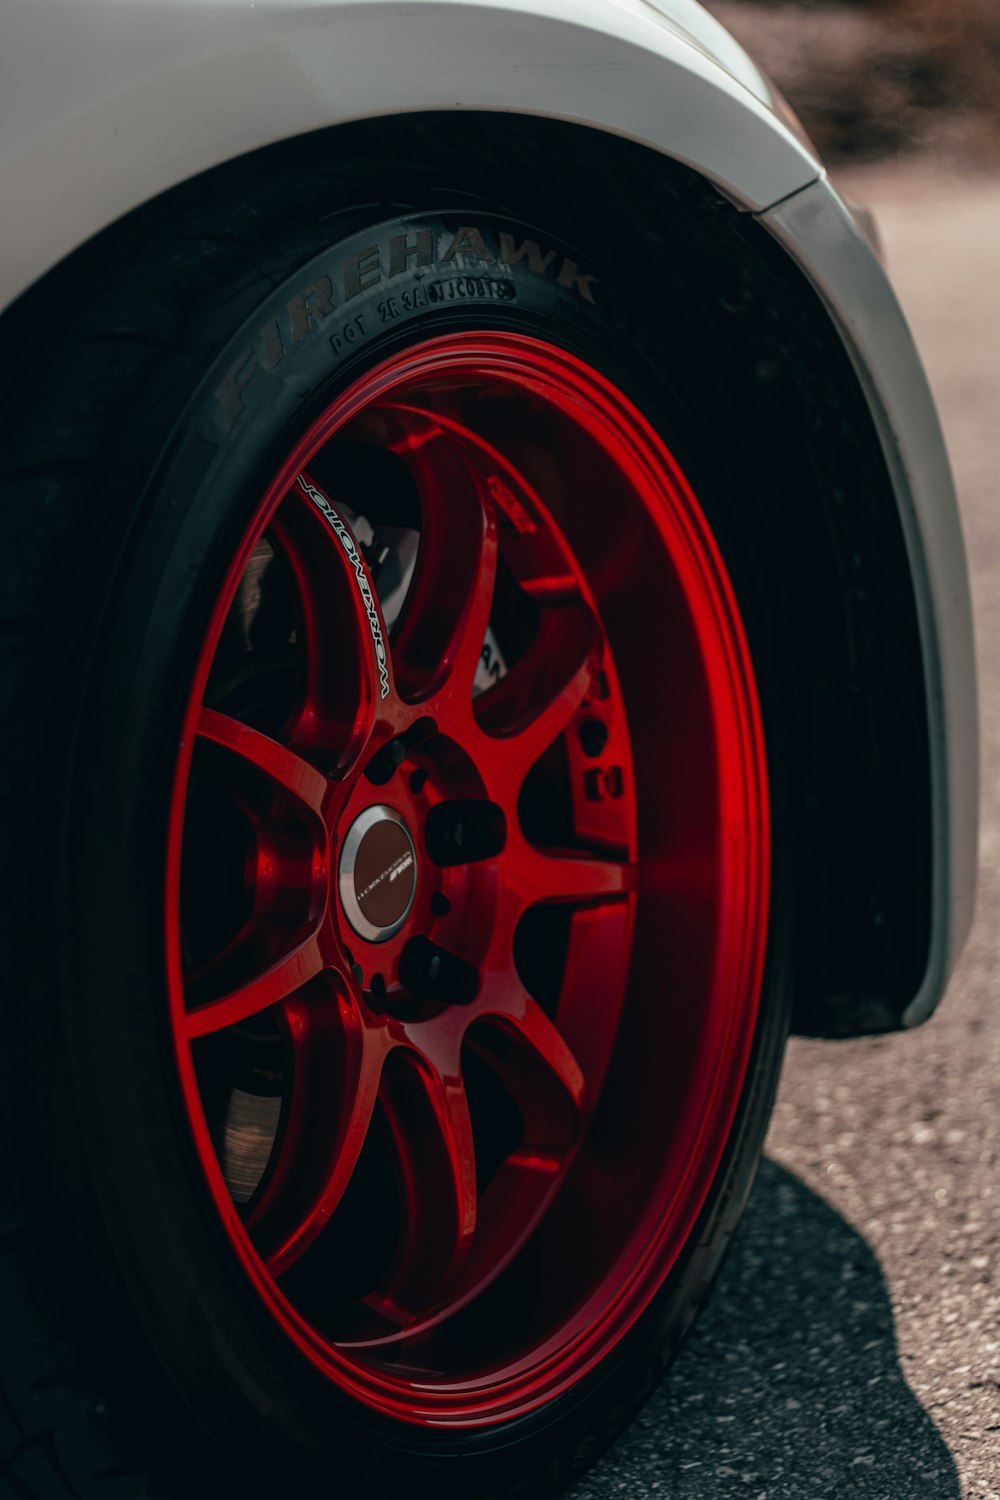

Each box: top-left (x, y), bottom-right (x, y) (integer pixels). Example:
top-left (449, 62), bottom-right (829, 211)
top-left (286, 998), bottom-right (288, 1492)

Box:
top-left (0, 0), bottom-right (821, 319)
top-left (0, 110), bottom-right (958, 1039)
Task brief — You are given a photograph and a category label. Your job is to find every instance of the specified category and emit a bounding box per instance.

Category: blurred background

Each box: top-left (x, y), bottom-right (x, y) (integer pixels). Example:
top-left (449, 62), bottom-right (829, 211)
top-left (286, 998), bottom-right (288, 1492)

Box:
top-left (708, 0), bottom-right (1000, 164)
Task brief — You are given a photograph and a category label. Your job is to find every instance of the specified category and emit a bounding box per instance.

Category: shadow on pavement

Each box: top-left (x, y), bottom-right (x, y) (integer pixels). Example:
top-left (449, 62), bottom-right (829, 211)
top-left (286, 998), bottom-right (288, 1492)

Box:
top-left (568, 1158), bottom-right (959, 1499)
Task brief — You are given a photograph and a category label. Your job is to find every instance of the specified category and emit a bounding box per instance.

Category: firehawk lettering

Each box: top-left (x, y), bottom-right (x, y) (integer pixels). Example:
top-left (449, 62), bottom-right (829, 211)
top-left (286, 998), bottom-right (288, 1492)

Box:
top-left (216, 228), bottom-right (600, 427)
top-left (296, 474), bottom-right (390, 699)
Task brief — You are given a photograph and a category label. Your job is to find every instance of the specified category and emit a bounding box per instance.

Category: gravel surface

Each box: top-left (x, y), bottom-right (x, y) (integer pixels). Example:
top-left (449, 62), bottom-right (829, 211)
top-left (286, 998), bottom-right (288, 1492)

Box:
top-left (570, 161), bottom-right (1000, 1500)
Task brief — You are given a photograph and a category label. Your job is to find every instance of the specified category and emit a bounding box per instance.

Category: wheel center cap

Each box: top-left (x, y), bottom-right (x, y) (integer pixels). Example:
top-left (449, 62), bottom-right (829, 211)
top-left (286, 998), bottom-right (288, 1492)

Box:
top-left (339, 805), bottom-right (417, 943)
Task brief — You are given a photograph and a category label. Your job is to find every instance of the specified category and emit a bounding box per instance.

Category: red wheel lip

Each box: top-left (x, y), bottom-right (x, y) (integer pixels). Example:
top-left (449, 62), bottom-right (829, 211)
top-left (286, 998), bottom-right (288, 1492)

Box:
top-left (164, 331), bottom-right (770, 1427)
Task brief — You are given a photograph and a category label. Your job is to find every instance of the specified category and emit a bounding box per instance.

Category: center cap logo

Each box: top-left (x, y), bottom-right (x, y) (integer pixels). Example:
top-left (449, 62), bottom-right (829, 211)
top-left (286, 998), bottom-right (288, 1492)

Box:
top-left (339, 805), bottom-right (417, 943)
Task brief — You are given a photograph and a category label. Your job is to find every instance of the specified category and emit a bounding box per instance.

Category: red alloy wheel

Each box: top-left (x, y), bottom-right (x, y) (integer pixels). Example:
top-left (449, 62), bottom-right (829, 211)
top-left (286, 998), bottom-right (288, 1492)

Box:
top-left (166, 331), bottom-right (769, 1426)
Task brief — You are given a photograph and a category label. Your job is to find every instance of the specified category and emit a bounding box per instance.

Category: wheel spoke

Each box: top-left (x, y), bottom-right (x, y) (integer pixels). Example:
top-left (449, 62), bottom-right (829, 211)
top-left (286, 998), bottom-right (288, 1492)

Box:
top-left (477, 978), bottom-right (587, 1146)
top-left (550, 904), bottom-right (633, 1097)
top-left (367, 1040), bottom-right (478, 1321)
top-left (269, 470), bottom-right (394, 770)
top-left (510, 842), bottom-right (634, 909)
top-left (185, 706), bottom-right (331, 1033)
top-left (452, 1150), bottom-right (562, 1308)
top-left (197, 707), bottom-right (329, 819)
top-left (342, 992), bottom-right (584, 1349)
top-left (387, 412), bottom-right (499, 703)
top-left (500, 523), bottom-right (579, 605)
top-left (247, 983), bottom-right (383, 1278)
top-left (184, 934), bottom-right (324, 1038)
top-left (475, 602), bottom-right (599, 784)
top-left (350, 990), bottom-right (589, 1334)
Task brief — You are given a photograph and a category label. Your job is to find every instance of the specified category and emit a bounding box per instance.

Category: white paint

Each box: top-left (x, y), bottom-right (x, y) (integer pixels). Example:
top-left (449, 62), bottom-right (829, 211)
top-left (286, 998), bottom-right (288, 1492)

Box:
top-left (763, 177), bottom-right (978, 1024)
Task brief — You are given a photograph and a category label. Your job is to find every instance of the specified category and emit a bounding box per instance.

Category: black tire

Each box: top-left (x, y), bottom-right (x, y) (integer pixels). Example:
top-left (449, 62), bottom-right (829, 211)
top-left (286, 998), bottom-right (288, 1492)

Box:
top-left (0, 145), bottom-right (791, 1500)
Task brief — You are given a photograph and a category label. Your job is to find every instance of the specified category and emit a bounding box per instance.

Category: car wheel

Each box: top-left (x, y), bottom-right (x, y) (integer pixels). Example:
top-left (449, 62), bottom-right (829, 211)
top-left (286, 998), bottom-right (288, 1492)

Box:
top-left (0, 161), bottom-right (789, 1499)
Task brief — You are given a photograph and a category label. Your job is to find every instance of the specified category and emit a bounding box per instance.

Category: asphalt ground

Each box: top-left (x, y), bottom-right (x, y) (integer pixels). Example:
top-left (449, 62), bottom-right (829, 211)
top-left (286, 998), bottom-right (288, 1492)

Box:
top-left (569, 160), bottom-right (1000, 1500)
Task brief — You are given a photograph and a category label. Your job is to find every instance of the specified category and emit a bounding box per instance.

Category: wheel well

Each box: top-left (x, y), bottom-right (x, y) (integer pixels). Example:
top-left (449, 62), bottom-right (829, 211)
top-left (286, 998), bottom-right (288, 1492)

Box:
top-left (0, 111), bottom-right (932, 1037)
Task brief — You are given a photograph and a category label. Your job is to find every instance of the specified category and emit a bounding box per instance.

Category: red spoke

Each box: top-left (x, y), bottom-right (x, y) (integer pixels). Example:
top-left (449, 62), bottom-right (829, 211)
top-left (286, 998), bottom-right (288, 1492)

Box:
top-left (447, 1150), bottom-right (561, 1313)
top-left (247, 983), bottom-right (383, 1278)
top-left (184, 934), bottom-right (324, 1039)
top-left (500, 525), bottom-right (579, 605)
top-left (349, 1144), bottom-right (567, 1350)
top-left (551, 904), bottom-right (633, 1097)
top-left (269, 470), bottom-right (394, 770)
top-left (366, 1040), bottom-right (478, 1321)
top-left (511, 842), bottom-right (634, 909)
top-left (387, 412), bottom-right (499, 704)
top-left (475, 602), bottom-right (599, 783)
top-left (346, 990), bottom-right (587, 1349)
top-left (197, 707), bottom-right (329, 819)
top-left (476, 979), bottom-right (587, 1145)
top-left (186, 707), bottom-right (331, 1031)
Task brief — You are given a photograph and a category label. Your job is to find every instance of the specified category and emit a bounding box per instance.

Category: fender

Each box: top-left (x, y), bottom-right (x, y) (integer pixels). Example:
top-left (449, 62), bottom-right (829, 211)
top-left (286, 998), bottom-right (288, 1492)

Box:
top-left (0, 0), bottom-right (819, 316)
top-left (762, 180), bottom-right (978, 1027)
